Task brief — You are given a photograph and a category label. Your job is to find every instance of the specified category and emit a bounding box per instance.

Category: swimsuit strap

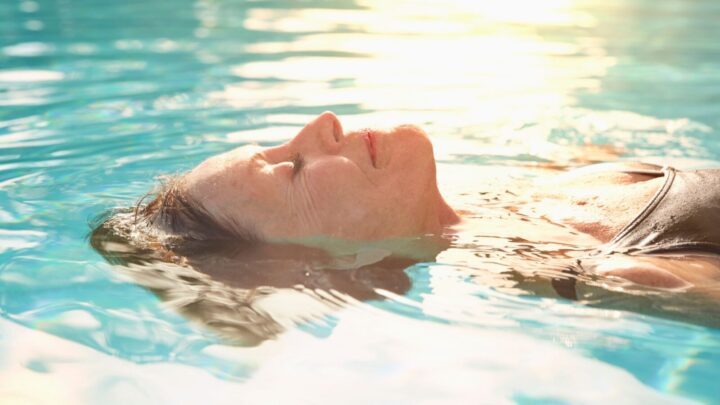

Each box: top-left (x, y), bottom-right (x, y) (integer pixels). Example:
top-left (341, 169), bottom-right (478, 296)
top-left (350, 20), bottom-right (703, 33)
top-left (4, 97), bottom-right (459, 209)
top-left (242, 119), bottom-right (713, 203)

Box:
top-left (606, 166), bottom-right (676, 249)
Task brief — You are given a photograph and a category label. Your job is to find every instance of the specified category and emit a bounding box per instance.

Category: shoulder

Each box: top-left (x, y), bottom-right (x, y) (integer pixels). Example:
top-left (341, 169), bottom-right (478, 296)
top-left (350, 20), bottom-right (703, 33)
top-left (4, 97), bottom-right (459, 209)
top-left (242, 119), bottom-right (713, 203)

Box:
top-left (524, 162), bottom-right (667, 242)
top-left (533, 162), bottom-right (664, 192)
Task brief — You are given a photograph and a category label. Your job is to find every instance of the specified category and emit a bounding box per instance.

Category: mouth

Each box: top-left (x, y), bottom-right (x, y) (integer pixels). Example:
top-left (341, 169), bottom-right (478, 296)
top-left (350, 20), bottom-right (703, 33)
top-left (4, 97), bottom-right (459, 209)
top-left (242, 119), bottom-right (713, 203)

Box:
top-left (363, 130), bottom-right (377, 168)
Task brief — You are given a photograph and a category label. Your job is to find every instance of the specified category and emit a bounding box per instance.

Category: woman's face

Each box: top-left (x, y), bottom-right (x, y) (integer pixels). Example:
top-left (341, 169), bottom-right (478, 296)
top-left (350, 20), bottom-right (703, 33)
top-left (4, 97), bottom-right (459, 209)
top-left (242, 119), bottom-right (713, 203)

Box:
top-left (182, 112), bottom-right (455, 241)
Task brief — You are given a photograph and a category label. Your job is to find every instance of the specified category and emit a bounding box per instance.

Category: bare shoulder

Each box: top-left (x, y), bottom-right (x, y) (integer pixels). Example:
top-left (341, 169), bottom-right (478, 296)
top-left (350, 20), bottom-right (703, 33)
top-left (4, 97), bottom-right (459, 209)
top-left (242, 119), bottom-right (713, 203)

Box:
top-left (524, 162), bottom-right (667, 241)
top-left (528, 161), bottom-right (667, 200)
top-left (544, 162), bottom-right (664, 188)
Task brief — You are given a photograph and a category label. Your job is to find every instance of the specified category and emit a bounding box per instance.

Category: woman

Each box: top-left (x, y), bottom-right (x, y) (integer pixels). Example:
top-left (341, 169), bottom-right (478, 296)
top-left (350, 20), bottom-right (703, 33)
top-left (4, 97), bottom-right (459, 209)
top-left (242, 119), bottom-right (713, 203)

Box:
top-left (92, 111), bottom-right (720, 336)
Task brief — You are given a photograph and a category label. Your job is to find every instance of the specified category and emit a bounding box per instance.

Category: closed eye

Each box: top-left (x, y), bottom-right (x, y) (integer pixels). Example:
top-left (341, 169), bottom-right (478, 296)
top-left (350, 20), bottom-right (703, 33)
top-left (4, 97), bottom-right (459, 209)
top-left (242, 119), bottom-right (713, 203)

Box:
top-left (291, 153), bottom-right (305, 177)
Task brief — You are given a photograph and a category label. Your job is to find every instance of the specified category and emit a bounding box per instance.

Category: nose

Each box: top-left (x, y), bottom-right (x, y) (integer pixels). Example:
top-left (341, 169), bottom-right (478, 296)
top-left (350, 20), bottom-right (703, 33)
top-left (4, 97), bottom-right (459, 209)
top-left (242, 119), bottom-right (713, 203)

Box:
top-left (291, 111), bottom-right (344, 154)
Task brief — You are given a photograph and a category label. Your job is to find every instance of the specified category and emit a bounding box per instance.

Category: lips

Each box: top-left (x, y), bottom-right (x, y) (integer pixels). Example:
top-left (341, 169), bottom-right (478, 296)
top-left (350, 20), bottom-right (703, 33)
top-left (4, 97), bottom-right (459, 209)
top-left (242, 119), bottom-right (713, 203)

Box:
top-left (363, 130), bottom-right (377, 168)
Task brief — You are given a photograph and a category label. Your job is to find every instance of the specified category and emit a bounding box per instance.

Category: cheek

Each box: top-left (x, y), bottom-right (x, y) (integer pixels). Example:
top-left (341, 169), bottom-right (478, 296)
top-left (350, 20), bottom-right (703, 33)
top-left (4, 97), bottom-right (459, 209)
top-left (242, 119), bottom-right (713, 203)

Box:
top-left (303, 160), bottom-right (383, 229)
top-left (305, 159), bottom-right (373, 204)
top-left (381, 163), bottom-right (435, 203)
top-left (301, 159), bottom-right (431, 238)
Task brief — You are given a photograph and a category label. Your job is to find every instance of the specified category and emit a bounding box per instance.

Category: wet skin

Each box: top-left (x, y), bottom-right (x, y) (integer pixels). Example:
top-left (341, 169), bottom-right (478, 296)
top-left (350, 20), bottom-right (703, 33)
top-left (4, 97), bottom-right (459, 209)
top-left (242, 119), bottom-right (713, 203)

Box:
top-left (182, 112), bottom-right (459, 242)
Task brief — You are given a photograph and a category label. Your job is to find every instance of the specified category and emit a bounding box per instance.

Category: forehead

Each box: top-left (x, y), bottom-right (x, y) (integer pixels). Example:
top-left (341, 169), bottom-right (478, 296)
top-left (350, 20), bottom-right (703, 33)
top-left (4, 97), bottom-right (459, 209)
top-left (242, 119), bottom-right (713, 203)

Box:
top-left (227, 144), bottom-right (265, 164)
top-left (217, 144), bottom-right (264, 172)
top-left (194, 144), bottom-right (260, 176)
top-left (184, 144), bottom-right (279, 205)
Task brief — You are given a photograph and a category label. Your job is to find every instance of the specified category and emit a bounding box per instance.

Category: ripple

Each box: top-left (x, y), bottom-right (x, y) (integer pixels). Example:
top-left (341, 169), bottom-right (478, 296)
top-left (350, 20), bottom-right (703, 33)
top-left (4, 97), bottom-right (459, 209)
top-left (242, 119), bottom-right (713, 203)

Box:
top-left (1, 0), bottom-right (720, 401)
top-left (0, 229), bottom-right (46, 253)
top-left (2, 42), bottom-right (54, 57)
top-left (0, 70), bottom-right (64, 82)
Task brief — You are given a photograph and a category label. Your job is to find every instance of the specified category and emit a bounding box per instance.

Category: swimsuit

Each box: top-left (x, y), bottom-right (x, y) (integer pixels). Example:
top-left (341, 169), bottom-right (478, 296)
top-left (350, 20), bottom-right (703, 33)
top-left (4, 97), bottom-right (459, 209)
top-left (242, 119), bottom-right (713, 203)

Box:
top-left (605, 163), bottom-right (720, 255)
top-left (551, 162), bottom-right (720, 299)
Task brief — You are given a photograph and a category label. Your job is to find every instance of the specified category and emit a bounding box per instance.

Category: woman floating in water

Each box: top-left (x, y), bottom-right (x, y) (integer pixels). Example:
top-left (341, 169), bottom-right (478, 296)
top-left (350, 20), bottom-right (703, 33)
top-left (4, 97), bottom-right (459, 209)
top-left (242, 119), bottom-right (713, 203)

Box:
top-left (92, 112), bottom-right (720, 341)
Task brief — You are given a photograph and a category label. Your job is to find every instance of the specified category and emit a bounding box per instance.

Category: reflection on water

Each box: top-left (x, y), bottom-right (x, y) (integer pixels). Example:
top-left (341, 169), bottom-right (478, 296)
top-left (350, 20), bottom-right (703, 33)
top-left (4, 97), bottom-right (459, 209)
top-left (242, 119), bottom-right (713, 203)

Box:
top-left (2, 0), bottom-right (720, 403)
top-left (92, 221), bottom-right (417, 346)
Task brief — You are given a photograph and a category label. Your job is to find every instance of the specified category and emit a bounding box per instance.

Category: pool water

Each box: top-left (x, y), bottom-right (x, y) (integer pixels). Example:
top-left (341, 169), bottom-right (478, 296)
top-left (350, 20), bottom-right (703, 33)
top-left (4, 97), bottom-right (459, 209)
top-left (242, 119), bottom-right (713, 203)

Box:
top-left (2, 0), bottom-right (720, 403)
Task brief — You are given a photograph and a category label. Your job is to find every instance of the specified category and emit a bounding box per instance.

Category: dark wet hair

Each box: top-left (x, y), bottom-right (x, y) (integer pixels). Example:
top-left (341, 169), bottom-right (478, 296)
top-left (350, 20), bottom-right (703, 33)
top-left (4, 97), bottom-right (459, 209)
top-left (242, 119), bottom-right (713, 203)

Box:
top-left (90, 175), bottom-right (257, 263)
top-left (137, 175), bottom-right (253, 242)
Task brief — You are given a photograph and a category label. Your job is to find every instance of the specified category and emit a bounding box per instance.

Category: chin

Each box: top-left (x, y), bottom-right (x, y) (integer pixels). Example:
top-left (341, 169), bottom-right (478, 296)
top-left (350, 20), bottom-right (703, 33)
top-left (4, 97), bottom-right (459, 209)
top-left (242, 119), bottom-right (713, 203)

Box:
top-left (394, 124), bottom-right (430, 141)
top-left (391, 124), bottom-right (436, 166)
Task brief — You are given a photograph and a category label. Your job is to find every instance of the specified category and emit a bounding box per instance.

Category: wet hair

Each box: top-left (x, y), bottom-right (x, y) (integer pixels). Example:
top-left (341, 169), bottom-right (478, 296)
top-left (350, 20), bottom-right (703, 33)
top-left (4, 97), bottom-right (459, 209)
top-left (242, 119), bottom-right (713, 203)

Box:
top-left (90, 175), bottom-right (257, 263)
top-left (137, 175), bottom-right (250, 242)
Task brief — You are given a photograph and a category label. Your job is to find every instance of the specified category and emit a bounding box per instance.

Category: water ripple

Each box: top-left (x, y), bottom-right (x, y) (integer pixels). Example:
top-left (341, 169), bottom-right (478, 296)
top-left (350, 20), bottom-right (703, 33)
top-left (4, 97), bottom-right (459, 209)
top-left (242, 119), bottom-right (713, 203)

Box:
top-left (1, 0), bottom-right (720, 402)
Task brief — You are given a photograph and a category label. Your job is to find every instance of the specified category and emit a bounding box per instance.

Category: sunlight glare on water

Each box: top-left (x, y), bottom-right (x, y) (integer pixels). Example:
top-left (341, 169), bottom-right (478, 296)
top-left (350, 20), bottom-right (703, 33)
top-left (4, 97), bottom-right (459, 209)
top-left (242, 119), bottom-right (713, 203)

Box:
top-left (219, 0), bottom-right (612, 127)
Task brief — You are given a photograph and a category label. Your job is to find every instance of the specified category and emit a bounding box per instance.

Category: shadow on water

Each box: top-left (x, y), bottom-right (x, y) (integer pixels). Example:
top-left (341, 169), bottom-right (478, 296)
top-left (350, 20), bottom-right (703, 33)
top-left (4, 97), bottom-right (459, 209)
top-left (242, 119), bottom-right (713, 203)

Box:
top-left (90, 219), bottom-right (416, 346)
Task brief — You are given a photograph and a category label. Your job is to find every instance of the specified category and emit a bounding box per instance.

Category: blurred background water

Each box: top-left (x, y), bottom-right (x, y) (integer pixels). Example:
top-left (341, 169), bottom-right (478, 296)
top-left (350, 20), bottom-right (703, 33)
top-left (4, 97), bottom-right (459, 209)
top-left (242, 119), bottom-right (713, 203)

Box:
top-left (2, 0), bottom-right (720, 403)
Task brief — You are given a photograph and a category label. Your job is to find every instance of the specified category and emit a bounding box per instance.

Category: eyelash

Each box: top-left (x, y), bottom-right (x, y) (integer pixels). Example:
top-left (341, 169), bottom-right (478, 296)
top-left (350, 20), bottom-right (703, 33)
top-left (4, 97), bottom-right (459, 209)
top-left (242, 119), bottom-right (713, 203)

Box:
top-left (291, 153), bottom-right (304, 177)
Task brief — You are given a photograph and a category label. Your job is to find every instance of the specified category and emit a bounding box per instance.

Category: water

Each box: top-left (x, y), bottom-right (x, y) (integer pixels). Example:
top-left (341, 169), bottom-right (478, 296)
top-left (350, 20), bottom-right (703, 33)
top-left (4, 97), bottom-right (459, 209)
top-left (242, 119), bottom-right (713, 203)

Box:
top-left (2, 0), bottom-right (720, 403)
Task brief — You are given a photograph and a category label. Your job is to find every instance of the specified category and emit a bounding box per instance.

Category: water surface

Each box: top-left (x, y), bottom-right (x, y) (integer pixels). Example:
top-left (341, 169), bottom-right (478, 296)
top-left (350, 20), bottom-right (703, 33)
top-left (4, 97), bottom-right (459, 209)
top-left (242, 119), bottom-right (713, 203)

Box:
top-left (2, 0), bottom-right (720, 403)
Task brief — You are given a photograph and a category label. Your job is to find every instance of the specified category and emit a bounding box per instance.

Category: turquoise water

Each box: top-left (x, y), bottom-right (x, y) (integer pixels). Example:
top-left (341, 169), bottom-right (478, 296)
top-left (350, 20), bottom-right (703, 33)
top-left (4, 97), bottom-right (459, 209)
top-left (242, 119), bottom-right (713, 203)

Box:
top-left (2, 0), bottom-right (720, 403)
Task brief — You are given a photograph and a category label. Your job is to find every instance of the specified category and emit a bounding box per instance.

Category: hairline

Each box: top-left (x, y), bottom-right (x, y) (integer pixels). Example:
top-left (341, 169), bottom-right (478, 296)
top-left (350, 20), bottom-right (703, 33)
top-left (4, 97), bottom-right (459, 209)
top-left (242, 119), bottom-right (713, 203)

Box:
top-left (141, 173), bottom-right (260, 244)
